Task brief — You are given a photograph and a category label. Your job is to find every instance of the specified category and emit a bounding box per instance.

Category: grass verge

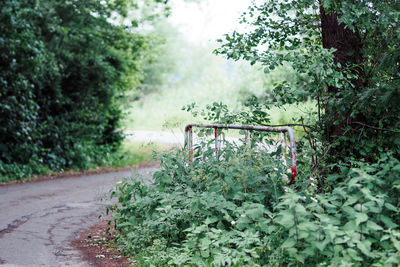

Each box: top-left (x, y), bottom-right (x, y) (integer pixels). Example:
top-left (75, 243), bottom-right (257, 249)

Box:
top-left (0, 141), bottom-right (166, 184)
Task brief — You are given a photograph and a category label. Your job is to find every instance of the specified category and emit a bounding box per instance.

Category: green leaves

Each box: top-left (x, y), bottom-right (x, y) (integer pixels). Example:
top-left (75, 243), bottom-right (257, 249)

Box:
top-left (244, 203), bottom-right (266, 221)
top-left (0, 0), bottom-right (169, 179)
top-left (355, 212), bottom-right (368, 226)
top-left (110, 113), bottom-right (400, 267)
top-left (216, 0), bottom-right (400, 165)
top-left (276, 210), bottom-right (295, 228)
top-left (366, 221), bottom-right (383, 231)
top-left (380, 215), bottom-right (398, 229)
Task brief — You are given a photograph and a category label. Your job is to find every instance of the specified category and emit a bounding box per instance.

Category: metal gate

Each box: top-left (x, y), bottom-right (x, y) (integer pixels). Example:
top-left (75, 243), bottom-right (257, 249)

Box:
top-left (184, 123), bottom-right (297, 185)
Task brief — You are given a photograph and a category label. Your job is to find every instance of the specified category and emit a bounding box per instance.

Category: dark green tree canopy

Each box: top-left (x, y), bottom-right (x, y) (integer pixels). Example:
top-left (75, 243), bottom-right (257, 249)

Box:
top-left (0, 0), bottom-right (167, 175)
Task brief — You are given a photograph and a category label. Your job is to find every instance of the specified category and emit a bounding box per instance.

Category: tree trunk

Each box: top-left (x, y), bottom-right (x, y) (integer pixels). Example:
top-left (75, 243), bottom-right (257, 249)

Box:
top-left (319, 5), bottom-right (364, 157)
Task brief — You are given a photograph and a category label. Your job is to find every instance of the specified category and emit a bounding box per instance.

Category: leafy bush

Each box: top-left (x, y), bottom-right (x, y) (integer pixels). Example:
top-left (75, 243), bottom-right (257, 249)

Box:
top-left (0, 0), bottom-right (168, 181)
top-left (110, 135), bottom-right (400, 266)
top-left (216, 0), bottom-right (400, 165)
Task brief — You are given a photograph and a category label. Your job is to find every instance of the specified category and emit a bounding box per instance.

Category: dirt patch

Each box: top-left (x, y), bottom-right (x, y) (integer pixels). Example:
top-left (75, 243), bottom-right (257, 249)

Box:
top-left (0, 161), bottom-right (159, 187)
top-left (70, 218), bottom-right (132, 267)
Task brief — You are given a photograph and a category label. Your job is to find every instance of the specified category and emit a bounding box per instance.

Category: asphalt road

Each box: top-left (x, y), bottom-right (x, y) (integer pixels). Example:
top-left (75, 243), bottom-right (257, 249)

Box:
top-left (0, 167), bottom-right (156, 267)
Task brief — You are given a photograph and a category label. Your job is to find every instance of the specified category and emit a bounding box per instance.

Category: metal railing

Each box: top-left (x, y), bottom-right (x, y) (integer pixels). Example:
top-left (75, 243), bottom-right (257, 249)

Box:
top-left (184, 123), bottom-right (297, 185)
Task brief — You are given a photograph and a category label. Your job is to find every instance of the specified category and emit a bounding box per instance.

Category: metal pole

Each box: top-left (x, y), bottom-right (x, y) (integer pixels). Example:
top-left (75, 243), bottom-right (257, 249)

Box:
top-left (245, 130), bottom-right (251, 149)
top-left (185, 126), bottom-right (193, 162)
top-left (184, 123), bottom-right (298, 185)
top-left (214, 127), bottom-right (219, 160)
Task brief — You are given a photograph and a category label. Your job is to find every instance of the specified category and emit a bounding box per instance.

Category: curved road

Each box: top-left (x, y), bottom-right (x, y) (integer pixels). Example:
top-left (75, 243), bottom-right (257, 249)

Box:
top-left (0, 167), bottom-right (156, 267)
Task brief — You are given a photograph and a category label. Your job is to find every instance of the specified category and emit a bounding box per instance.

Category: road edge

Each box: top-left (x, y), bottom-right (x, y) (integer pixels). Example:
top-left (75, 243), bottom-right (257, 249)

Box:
top-left (0, 162), bottom-right (159, 187)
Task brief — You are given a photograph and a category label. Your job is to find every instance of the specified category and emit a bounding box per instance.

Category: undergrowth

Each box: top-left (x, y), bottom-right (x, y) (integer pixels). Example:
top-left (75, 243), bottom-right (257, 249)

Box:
top-left (109, 133), bottom-right (400, 266)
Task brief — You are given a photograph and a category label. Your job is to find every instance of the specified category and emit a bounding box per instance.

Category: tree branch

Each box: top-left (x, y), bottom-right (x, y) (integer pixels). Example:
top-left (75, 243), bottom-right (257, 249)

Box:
top-left (262, 123), bottom-right (317, 131)
top-left (352, 121), bottom-right (400, 134)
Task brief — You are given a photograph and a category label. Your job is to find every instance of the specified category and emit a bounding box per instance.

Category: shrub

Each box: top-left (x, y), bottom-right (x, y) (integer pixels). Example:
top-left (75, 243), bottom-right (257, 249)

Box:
top-left (109, 133), bottom-right (400, 266)
top-left (0, 0), bottom-right (167, 181)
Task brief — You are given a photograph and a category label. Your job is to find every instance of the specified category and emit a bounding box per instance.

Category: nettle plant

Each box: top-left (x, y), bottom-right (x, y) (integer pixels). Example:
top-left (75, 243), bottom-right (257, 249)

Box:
top-left (110, 142), bottom-right (289, 266)
top-left (272, 155), bottom-right (400, 266)
top-left (113, 149), bottom-right (400, 266)
top-left (109, 105), bottom-right (400, 266)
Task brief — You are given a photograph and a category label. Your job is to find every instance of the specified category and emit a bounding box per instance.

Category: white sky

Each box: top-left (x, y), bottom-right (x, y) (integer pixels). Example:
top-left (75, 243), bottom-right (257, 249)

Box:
top-left (168, 0), bottom-right (252, 44)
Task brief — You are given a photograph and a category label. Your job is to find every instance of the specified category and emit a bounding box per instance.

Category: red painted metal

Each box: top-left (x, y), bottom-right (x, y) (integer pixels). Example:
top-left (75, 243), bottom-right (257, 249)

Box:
top-left (289, 152), bottom-right (297, 185)
top-left (185, 123), bottom-right (298, 185)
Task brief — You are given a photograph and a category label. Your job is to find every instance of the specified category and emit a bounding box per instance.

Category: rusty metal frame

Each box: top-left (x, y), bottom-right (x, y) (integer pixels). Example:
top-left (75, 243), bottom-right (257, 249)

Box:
top-left (184, 123), bottom-right (297, 185)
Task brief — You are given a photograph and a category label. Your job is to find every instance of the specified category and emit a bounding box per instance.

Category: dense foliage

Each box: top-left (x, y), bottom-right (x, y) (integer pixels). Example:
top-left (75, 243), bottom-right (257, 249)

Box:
top-left (110, 135), bottom-right (400, 266)
top-left (0, 0), bottom-right (166, 181)
top-left (108, 1), bottom-right (400, 265)
top-left (216, 0), bottom-right (400, 168)
top-left (108, 103), bottom-right (400, 265)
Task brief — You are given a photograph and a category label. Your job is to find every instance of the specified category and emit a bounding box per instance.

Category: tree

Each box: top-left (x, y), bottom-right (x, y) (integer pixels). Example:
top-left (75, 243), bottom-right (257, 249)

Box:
top-left (0, 0), bottom-right (168, 176)
top-left (216, 0), bottom-right (400, 168)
